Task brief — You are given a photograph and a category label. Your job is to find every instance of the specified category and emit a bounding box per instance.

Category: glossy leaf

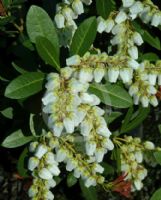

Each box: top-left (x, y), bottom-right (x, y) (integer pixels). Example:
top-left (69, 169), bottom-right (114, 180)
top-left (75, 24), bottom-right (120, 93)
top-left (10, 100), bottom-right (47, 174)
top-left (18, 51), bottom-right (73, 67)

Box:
top-left (35, 36), bottom-right (60, 71)
top-left (154, 152), bottom-right (161, 166)
top-left (26, 5), bottom-right (59, 55)
top-left (96, 0), bottom-right (116, 19)
top-left (17, 147), bottom-right (29, 177)
top-left (79, 179), bottom-right (97, 200)
top-left (120, 106), bottom-right (150, 133)
top-left (89, 83), bottom-right (133, 108)
top-left (1, 130), bottom-right (34, 148)
top-left (150, 188), bottom-right (161, 200)
top-left (1, 107), bottom-right (13, 119)
top-left (70, 17), bottom-right (97, 56)
top-left (5, 72), bottom-right (45, 99)
top-left (67, 173), bottom-right (77, 187)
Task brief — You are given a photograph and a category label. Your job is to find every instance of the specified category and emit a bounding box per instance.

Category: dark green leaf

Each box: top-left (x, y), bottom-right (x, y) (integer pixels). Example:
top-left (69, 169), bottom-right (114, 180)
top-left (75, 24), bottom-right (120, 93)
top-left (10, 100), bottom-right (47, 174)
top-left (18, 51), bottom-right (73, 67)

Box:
top-left (5, 72), bottom-right (45, 99)
top-left (70, 17), bottom-right (97, 56)
top-left (120, 106), bottom-right (134, 132)
top-left (26, 5), bottom-right (59, 55)
top-left (140, 53), bottom-right (159, 62)
top-left (35, 36), bottom-right (60, 71)
top-left (17, 147), bottom-right (29, 177)
top-left (154, 152), bottom-right (161, 165)
top-left (101, 162), bottom-right (114, 176)
top-left (106, 112), bottom-right (122, 124)
top-left (96, 0), bottom-right (116, 19)
top-left (1, 130), bottom-right (34, 148)
top-left (89, 83), bottom-right (133, 108)
top-left (1, 107), bottom-right (13, 119)
top-left (150, 188), bottom-right (161, 200)
top-left (120, 106), bottom-right (150, 133)
top-left (67, 173), bottom-right (77, 187)
top-left (79, 179), bottom-right (97, 200)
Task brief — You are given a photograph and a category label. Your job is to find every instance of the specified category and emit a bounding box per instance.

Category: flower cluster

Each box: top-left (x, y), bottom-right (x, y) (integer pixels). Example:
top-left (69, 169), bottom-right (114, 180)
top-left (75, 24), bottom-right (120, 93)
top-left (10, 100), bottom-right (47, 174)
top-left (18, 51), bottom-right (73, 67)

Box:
top-left (55, 0), bottom-right (92, 46)
top-left (122, 0), bottom-right (161, 27)
top-left (115, 136), bottom-right (157, 191)
top-left (28, 139), bottom-right (60, 200)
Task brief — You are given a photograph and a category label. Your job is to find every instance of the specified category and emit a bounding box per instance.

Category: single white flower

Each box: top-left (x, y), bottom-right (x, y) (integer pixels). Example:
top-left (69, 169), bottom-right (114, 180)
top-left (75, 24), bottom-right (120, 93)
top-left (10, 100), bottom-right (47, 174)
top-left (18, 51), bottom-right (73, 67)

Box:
top-left (63, 117), bottom-right (75, 133)
top-left (42, 92), bottom-right (57, 106)
top-left (45, 152), bottom-right (57, 165)
top-left (150, 96), bottom-right (158, 107)
top-left (105, 19), bottom-right (115, 33)
top-left (128, 46), bottom-right (138, 60)
top-left (28, 185), bottom-right (38, 198)
top-left (53, 122), bottom-right (64, 137)
top-left (81, 0), bottom-right (92, 5)
top-left (115, 11), bottom-right (127, 24)
top-left (151, 13), bottom-right (161, 27)
top-left (119, 68), bottom-right (133, 83)
top-left (95, 148), bottom-right (105, 163)
top-left (35, 144), bottom-right (48, 159)
top-left (128, 59), bottom-right (139, 70)
top-left (38, 168), bottom-right (53, 180)
top-left (79, 68), bottom-right (93, 83)
top-left (29, 142), bottom-right (38, 153)
top-left (140, 96), bottom-right (149, 107)
top-left (129, 1), bottom-right (144, 15)
top-left (48, 165), bottom-right (60, 176)
top-left (85, 141), bottom-right (96, 156)
top-left (135, 151), bottom-right (143, 163)
top-left (107, 68), bottom-right (119, 83)
top-left (85, 177), bottom-right (97, 187)
top-left (46, 179), bottom-right (57, 189)
top-left (133, 32), bottom-right (143, 46)
top-left (66, 55), bottom-right (81, 66)
top-left (97, 16), bottom-right (107, 33)
top-left (45, 191), bottom-right (54, 200)
top-left (144, 141), bottom-right (155, 150)
top-left (148, 74), bottom-right (157, 85)
top-left (122, 0), bottom-right (134, 8)
top-left (134, 179), bottom-right (143, 190)
top-left (55, 13), bottom-right (65, 29)
top-left (80, 120), bottom-right (93, 136)
top-left (28, 157), bottom-right (39, 171)
top-left (72, 0), bottom-right (84, 15)
top-left (94, 67), bottom-right (105, 83)
top-left (56, 149), bottom-right (67, 162)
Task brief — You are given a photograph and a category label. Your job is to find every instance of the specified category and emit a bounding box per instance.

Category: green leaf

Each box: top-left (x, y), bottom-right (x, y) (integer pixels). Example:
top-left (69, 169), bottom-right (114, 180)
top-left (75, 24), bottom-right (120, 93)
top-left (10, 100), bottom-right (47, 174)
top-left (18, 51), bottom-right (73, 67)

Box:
top-left (154, 152), bottom-right (161, 165)
top-left (101, 162), bottom-right (114, 175)
top-left (79, 179), bottom-right (97, 200)
top-left (70, 17), bottom-right (97, 56)
top-left (1, 130), bottom-right (34, 148)
top-left (35, 36), bottom-right (60, 71)
top-left (96, 0), bottom-right (116, 19)
top-left (143, 30), bottom-right (160, 50)
top-left (89, 83), bottom-right (133, 108)
top-left (133, 22), bottom-right (161, 50)
top-left (150, 188), bottom-right (161, 200)
top-left (2, 0), bottom-right (12, 8)
top-left (5, 72), bottom-right (45, 99)
top-left (120, 106), bottom-right (150, 133)
top-left (106, 112), bottom-right (122, 124)
top-left (1, 107), bottom-right (13, 119)
top-left (140, 53), bottom-right (159, 62)
top-left (12, 62), bottom-right (28, 74)
top-left (26, 5), bottom-right (59, 55)
top-left (17, 147), bottom-right (29, 177)
top-left (158, 124), bottom-right (161, 134)
top-left (67, 172), bottom-right (77, 187)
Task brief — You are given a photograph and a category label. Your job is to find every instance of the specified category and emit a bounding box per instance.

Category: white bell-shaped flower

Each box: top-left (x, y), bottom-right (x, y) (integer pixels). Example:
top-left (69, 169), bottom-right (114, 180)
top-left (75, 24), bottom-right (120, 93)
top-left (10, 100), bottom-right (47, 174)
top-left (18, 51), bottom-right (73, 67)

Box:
top-left (48, 165), bottom-right (60, 176)
top-left (122, 0), bottom-right (134, 8)
top-left (105, 19), bottom-right (115, 33)
top-left (55, 13), bottom-right (65, 29)
top-left (66, 55), bottom-right (81, 66)
top-left (38, 168), bottom-right (53, 180)
top-left (72, 0), bottom-right (84, 15)
top-left (28, 157), bottom-right (39, 171)
top-left (107, 68), bottom-right (119, 83)
top-left (35, 144), bottom-right (48, 159)
top-left (115, 11), bottom-right (127, 24)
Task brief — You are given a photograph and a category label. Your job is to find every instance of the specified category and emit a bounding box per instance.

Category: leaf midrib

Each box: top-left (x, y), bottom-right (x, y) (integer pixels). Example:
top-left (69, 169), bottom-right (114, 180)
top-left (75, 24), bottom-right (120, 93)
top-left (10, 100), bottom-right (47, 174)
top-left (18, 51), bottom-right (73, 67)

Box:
top-left (90, 84), bottom-right (131, 104)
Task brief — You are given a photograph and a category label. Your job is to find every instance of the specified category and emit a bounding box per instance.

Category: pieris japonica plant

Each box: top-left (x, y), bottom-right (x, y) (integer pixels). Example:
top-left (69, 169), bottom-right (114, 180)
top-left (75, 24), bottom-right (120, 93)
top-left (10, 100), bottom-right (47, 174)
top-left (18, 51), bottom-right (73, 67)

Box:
top-left (1, 0), bottom-right (161, 200)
